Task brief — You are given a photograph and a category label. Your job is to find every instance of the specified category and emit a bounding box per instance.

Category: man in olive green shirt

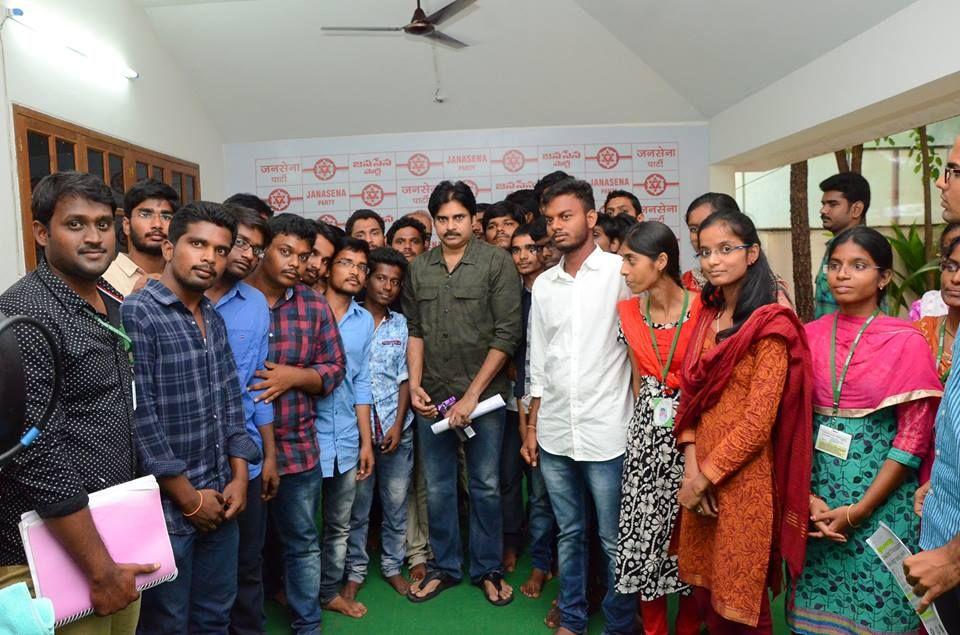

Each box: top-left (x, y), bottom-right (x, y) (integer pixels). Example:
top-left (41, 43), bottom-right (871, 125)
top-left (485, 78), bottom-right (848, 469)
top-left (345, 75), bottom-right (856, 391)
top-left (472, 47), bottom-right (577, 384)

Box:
top-left (402, 181), bottom-right (521, 607)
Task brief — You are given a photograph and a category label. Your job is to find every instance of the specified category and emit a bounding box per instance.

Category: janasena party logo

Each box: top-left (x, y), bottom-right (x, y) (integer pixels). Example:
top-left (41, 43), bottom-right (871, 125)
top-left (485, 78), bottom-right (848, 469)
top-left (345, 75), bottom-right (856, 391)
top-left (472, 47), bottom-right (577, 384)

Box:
top-left (267, 188), bottom-right (290, 212)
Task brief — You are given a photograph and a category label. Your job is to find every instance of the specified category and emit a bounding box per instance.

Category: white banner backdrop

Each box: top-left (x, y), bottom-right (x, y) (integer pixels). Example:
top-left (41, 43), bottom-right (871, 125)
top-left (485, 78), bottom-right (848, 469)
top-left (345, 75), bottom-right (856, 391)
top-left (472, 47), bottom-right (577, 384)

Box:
top-left (224, 123), bottom-right (709, 260)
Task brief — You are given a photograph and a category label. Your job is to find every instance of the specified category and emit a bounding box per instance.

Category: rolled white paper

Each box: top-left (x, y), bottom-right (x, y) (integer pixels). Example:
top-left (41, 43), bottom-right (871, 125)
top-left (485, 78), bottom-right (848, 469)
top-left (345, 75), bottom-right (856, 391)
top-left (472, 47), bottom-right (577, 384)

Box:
top-left (430, 394), bottom-right (507, 435)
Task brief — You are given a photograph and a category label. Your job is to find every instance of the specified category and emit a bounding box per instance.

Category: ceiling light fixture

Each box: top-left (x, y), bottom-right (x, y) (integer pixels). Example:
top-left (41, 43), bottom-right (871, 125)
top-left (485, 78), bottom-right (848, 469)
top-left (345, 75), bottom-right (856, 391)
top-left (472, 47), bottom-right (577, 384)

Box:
top-left (3, 6), bottom-right (139, 80)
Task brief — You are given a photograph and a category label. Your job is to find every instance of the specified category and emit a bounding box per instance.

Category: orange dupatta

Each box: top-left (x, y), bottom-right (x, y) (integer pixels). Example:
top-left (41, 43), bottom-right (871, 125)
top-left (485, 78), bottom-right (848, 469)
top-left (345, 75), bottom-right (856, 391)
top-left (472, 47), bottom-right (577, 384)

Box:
top-left (617, 292), bottom-right (702, 390)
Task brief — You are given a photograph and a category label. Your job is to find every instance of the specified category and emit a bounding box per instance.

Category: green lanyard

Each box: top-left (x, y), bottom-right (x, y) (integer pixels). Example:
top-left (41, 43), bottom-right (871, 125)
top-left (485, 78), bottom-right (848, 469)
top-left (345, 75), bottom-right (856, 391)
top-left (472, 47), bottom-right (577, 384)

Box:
top-left (644, 290), bottom-right (690, 384)
top-left (830, 309), bottom-right (879, 414)
top-left (84, 309), bottom-right (132, 353)
top-left (937, 318), bottom-right (952, 384)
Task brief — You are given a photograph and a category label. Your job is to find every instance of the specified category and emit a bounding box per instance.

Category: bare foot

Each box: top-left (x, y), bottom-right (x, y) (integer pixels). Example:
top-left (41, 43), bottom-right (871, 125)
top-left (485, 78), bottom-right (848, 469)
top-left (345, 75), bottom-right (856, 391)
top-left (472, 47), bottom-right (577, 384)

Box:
top-left (503, 548), bottom-right (518, 573)
top-left (520, 567), bottom-right (551, 598)
top-left (341, 580), bottom-right (360, 600)
top-left (322, 594), bottom-right (367, 618)
top-left (408, 563), bottom-right (427, 582)
top-left (483, 577), bottom-right (513, 604)
top-left (544, 598), bottom-right (561, 629)
top-left (385, 573), bottom-right (410, 595)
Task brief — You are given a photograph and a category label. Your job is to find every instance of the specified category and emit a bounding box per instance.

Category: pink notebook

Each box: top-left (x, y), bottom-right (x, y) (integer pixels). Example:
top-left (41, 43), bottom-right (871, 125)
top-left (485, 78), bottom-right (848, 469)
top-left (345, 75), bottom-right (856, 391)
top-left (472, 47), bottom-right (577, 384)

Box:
top-left (18, 475), bottom-right (178, 627)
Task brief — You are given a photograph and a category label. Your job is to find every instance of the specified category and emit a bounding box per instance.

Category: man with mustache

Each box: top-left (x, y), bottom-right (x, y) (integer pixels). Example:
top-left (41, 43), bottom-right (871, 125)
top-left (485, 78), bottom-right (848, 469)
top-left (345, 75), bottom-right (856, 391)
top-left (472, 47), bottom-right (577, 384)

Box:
top-left (301, 221), bottom-right (339, 294)
top-left (203, 204), bottom-right (276, 634)
top-left (403, 180), bottom-right (522, 606)
top-left (245, 213), bottom-right (346, 635)
top-left (813, 172), bottom-right (871, 319)
top-left (387, 216), bottom-right (428, 263)
top-left (314, 236), bottom-right (375, 619)
top-left (103, 179), bottom-right (179, 298)
top-left (0, 172), bottom-right (155, 635)
top-left (347, 210), bottom-right (386, 249)
top-left (122, 202), bottom-right (261, 633)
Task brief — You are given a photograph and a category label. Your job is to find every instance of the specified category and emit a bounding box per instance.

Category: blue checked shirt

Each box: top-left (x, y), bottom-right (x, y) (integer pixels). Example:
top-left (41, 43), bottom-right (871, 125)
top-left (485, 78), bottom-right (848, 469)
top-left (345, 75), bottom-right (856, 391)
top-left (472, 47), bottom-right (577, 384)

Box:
top-left (366, 307), bottom-right (413, 435)
top-left (213, 281), bottom-right (274, 481)
top-left (921, 333), bottom-right (960, 551)
top-left (123, 280), bottom-right (261, 535)
top-left (315, 300), bottom-right (374, 478)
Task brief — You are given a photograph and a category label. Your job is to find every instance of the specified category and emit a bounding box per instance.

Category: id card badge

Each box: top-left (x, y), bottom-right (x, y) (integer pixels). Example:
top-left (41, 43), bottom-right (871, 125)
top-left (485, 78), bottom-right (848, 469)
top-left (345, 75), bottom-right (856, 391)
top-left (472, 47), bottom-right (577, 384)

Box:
top-left (652, 397), bottom-right (675, 427)
top-left (815, 423), bottom-right (852, 460)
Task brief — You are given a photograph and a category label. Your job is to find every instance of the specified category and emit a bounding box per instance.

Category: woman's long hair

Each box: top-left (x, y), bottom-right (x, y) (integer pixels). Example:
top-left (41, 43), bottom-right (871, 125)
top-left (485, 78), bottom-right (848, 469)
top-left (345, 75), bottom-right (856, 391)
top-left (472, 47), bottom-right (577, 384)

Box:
top-left (699, 209), bottom-right (777, 341)
top-left (622, 221), bottom-right (682, 286)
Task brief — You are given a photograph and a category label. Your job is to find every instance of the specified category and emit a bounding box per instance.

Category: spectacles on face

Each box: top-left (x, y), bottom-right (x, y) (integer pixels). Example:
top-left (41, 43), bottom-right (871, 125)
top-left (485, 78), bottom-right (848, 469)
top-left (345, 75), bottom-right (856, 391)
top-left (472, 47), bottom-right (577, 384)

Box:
top-left (696, 244), bottom-right (752, 260)
top-left (509, 245), bottom-right (541, 256)
top-left (135, 208), bottom-right (174, 223)
top-left (825, 261), bottom-right (885, 275)
top-left (945, 166), bottom-right (960, 184)
top-left (333, 258), bottom-right (370, 275)
top-left (940, 259), bottom-right (960, 274)
top-left (234, 236), bottom-right (265, 258)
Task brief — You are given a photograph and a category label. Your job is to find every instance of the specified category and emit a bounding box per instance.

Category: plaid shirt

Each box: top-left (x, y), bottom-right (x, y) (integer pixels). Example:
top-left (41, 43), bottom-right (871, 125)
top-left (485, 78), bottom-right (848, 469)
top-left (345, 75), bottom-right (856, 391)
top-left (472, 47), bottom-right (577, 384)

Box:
top-left (268, 284), bottom-right (346, 475)
top-left (122, 280), bottom-right (261, 535)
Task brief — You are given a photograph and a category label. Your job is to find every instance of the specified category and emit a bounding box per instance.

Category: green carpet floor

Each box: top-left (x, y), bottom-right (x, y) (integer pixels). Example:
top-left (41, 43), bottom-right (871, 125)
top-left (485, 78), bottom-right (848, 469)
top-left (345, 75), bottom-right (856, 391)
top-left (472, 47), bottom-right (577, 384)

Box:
top-left (264, 552), bottom-right (789, 633)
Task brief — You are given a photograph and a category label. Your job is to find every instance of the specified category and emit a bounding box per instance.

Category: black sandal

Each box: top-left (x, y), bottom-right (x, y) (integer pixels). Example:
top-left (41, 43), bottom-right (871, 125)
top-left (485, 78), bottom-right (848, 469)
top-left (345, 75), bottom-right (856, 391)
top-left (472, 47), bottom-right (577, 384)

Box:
top-left (477, 571), bottom-right (514, 606)
top-left (406, 570), bottom-right (459, 603)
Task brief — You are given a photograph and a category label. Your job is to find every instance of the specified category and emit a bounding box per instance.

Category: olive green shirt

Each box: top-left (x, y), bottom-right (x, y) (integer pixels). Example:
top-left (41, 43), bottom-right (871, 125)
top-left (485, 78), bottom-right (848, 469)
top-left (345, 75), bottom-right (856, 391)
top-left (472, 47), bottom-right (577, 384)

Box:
top-left (402, 238), bottom-right (522, 404)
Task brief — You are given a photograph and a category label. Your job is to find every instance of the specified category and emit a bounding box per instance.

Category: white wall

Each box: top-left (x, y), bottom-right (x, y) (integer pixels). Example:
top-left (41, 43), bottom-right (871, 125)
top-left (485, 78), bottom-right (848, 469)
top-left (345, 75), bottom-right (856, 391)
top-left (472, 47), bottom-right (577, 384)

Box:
top-left (0, 0), bottom-right (224, 289)
top-left (710, 0), bottom-right (960, 171)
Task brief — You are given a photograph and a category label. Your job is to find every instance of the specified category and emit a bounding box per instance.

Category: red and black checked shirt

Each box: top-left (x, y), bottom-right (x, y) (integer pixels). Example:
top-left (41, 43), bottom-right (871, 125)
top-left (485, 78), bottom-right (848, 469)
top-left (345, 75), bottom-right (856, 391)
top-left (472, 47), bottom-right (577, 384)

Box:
top-left (268, 284), bottom-right (346, 475)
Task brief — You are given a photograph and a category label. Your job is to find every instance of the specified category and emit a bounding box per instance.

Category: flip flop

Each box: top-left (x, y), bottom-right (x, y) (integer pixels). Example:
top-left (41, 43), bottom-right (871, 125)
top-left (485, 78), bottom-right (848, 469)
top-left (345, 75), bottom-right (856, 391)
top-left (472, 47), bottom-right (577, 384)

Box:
top-left (477, 571), bottom-right (514, 607)
top-left (406, 570), bottom-right (459, 603)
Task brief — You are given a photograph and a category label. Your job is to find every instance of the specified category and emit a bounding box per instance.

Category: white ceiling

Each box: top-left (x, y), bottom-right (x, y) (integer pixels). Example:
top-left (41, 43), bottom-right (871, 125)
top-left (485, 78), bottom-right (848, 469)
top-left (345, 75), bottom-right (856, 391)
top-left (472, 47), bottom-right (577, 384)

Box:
top-left (139, 0), bottom-right (918, 143)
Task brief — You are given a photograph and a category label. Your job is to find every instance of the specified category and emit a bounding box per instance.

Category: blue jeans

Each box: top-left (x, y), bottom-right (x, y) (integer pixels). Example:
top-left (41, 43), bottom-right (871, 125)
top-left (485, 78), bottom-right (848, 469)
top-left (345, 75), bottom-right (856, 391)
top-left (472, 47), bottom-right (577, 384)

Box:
top-left (271, 465), bottom-right (323, 635)
top-left (501, 410), bottom-right (525, 552)
top-left (346, 426), bottom-right (414, 582)
top-left (540, 449), bottom-right (636, 635)
top-left (319, 463), bottom-right (358, 603)
top-left (527, 462), bottom-right (556, 572)
top-left (138, 521), bottom-right (239, 634)
top-left (417, 408), bottom-right (504, 582)
top-left (229, 475), bottom-right (267, 635)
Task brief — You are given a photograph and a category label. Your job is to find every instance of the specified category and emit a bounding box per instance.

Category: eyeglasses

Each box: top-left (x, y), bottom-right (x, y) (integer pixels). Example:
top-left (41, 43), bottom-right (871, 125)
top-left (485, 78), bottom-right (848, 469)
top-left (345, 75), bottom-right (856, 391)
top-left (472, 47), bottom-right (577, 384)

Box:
top-left (696, 244), bottom-right (752, 260)
top-left (333, 258), bottom-right (370, 275)
top-left (941, 259), bottom-right (960, 274)
top-left (135, 209), bottom-right (174, 223)
top-left (945, 166), bottom-right (960, 184)
top-left (824, 261), bottom-right (886, 275)
top-left (234, 236), bottom-right (265, 258)
top-left (508, 245), bottom-right (542, 255)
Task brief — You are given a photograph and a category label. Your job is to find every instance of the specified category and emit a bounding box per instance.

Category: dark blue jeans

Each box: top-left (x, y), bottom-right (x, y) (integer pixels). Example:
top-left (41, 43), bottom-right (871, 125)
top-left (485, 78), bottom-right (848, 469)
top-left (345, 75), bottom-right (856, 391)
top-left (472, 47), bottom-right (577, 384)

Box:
top-left (346, 426), bottom-right (414, 582)
top-left (229, 475), bottom-right (267, 635)
top-left (319, 463), bottom-right (358, 604)
top-left (540, 449), bottom-right (636, 635)
top-left (501, 410), bottom-right (525, 553)
top-left (138, 520), bottom-right (239, 634)
top-left (417, 408), bottom-right (504, 582)
top-left (526, 461), bottom-right (556, 572)
top-left (271, 465), bottom-right (323, 635)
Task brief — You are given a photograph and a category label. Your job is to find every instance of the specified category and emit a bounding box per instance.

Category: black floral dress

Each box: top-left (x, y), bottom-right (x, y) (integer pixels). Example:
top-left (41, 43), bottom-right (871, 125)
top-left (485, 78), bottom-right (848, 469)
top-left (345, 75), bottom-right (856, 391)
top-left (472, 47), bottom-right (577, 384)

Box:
top-left (614, 316), bottom-right (690, 600)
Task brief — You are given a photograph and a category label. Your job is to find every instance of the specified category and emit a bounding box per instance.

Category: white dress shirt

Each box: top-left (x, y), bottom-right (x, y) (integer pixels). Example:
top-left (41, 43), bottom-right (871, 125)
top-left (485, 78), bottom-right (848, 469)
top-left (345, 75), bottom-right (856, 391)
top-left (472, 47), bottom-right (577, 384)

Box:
top-left (529, 246), bottom-right (632, 461)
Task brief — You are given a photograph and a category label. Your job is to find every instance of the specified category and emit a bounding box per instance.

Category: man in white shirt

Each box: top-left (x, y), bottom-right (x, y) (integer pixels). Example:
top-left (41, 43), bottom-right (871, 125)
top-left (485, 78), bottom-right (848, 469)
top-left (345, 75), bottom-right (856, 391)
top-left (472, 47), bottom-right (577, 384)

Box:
top-left (102, 179), bottom-right (179, 298)
top-left (522, 178), bottom-right (635, 635)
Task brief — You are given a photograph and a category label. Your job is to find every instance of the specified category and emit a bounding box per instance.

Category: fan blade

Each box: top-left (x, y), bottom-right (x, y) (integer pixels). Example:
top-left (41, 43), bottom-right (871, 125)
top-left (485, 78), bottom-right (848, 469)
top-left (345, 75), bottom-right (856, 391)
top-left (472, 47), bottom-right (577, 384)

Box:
top-left (320, 26), bottom-right (403, 32)
top-left (426, 0), bottom-right (476, 26)
top-left (423, 30), bottom-right (468, 49)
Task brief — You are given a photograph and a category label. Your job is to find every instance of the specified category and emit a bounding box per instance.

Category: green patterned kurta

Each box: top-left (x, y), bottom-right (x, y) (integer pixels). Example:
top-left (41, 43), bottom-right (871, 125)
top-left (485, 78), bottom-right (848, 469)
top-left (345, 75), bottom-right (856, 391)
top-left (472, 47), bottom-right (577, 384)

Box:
top-left (788, 408), bottom-right (922, 635)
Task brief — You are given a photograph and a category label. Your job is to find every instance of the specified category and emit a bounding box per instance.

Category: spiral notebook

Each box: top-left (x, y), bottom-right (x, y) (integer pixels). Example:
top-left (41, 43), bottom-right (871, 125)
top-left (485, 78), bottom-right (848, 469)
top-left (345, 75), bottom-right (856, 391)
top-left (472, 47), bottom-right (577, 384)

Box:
top-left (18, 475), bottom-right (178, 627)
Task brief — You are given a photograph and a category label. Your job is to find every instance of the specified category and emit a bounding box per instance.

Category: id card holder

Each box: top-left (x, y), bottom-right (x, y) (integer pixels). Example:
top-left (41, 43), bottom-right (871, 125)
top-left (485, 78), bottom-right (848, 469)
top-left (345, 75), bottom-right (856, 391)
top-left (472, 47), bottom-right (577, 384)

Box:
top-left (815, 423), bottom-right (852, 460)
top-left (652, 397), bottom-right (675, 428)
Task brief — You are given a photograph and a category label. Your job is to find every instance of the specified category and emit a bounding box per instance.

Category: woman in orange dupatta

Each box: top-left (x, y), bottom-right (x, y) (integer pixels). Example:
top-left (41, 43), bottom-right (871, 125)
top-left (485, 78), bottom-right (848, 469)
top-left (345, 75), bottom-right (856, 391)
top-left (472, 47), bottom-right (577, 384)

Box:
top-left (614, 222), bottom-right (702, 635)
top-left (674, 209), bottom-right (814, 633)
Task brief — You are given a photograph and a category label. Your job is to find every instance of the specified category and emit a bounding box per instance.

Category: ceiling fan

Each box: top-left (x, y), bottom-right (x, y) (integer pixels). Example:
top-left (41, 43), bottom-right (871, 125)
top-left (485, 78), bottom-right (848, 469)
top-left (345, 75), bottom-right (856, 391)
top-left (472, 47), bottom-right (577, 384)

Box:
top-left (320, 0), bottom-right (475, 49)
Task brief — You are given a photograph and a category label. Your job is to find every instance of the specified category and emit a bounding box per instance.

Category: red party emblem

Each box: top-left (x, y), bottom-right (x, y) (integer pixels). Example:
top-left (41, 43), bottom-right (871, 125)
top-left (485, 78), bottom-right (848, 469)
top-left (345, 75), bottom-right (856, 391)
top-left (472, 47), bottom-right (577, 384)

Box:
top-left (596, 146), bottom-right (620, 170)
top-left (643, 173), bottom-right (668, 197)
top-left (407, 153), bottom-right (431, 177)
top-left (503, 149), bottom-right (525, 173)
top-left (360, 183), bottom-right (385, 207)
top-left (313, 158), bottom-right (336, 181)
top-left (319, 214), bottom-right (339, 227)
top-left (267, 188), bottom-right (291, 212)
